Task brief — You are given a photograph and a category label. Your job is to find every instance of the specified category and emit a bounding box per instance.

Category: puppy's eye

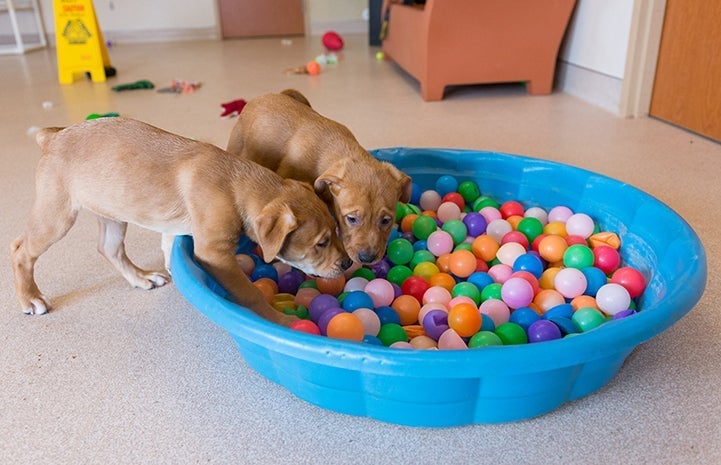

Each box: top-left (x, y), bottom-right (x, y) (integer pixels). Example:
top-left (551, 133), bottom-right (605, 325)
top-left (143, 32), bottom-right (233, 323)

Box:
top-left (316, 239), bottom-right (329, 248)
top-left (345, 215), bottom-right (359, 226)
top-left (380, 216), bottom-right (392, 227)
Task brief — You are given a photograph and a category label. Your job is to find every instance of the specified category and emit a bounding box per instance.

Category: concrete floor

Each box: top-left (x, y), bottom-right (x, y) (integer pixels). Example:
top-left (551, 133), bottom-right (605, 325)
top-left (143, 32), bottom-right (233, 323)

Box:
top-left (1, 35), bottom-right (719, 464)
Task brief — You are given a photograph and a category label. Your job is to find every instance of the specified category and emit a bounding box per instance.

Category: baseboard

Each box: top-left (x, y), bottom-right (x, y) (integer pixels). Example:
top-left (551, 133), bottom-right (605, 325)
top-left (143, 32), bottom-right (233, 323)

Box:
top-left (30, 27), bottom-right (219, 47)
top-left (556, 61), bottom-right (623, 115)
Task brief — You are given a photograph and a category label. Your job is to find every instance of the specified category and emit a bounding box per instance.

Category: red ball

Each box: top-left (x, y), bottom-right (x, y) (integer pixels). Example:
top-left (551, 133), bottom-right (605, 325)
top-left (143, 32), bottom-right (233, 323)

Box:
top-left (593, 245), bottom-right (621, 274)
top-left (442, 192), bottom-right (465, 210)
top-left (499, 200), bottom-right (524, 219)
top-left (501, 231), bottom-right (530, 249)
top-left (531, 233), bottom-right (548, 252)
top-left (401, 276), bottom-right (430, 303)
top-left (290, 319), bottom-right (321, 335)
top-left (611, 267), bottom-right (646, 298)
top-left (322, 31), bottom-right (344, 51)
top-left (565, 235), bottom-right (588, 246)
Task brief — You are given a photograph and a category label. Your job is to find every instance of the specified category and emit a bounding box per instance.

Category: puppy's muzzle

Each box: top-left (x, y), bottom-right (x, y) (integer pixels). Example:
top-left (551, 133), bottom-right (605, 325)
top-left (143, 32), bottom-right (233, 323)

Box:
top-left (357, 251), bottom-right (378, 265)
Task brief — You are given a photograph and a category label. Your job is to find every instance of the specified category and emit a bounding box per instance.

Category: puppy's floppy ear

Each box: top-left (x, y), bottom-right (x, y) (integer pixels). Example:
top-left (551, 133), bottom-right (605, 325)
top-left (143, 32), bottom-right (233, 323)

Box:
top-left (253, 203), bottom-right (298, 262)
top-left (383, 162), bottom-right (413, 203)
top-left (314, 160), bottom-right (347, 198)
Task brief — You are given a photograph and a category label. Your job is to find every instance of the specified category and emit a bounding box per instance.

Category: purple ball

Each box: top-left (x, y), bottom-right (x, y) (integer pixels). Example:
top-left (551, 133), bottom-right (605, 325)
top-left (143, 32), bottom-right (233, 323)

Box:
top-left (527, 319), bottom-right (562, 343)
top-left (400, 231), bottom-right (416, 243)
top-left (277, 270), bottom-right (305, 294)
top-left (371, 258), bottom-right (391, 279)
top-left (391, 282), bottom-right (403, 299)
top-left (462, 212), bottom-right (487, 237)
top-left (308, 294), bottom-right (340, 322)
top-left (422, 309), bottom-right (449, 341)
top-left (317, 307), bottom-right (345, 335)
top-left (612, 309), bottom-right (637, 320)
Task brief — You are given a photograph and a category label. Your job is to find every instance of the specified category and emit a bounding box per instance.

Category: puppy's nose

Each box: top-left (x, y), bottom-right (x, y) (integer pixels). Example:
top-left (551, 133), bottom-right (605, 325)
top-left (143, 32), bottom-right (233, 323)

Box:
top-left (341, 257), bottom-right (353, 271)
top-left (357, 251), bottom-right (377, 264)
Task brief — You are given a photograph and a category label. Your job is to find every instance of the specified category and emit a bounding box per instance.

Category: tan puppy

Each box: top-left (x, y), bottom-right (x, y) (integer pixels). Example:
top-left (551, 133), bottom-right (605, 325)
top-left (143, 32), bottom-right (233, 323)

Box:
top-left (10, 117), bottom-right (350, 325)
top-left (227, 89), bottom-right (412, 266)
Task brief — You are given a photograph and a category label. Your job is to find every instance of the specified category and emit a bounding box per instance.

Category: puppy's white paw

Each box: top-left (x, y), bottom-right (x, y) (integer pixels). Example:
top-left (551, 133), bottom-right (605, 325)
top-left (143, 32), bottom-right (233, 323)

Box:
top-left (140, 271), bottom-right (171, 290)
top-left (23, 296), bottom-right (50, 315)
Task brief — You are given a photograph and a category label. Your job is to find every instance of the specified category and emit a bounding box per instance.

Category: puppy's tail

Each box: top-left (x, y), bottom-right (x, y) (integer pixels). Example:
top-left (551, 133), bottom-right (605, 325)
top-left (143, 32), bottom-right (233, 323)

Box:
top-left (281, 89), bottom-right (311, 108)
top-left (35, 127), bottom-right (64, 153)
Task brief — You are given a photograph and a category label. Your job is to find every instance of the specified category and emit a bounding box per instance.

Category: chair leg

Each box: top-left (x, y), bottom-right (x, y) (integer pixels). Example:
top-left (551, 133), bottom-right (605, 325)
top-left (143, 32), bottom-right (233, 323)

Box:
top-left (421, 82), bottom-right (445, 101)
top-left (525, 74), bottom-right (554, 95)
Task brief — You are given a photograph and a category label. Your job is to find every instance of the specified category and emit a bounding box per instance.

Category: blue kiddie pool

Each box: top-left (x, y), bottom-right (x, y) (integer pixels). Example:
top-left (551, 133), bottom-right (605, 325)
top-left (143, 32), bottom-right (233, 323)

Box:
top-left (171, 148), bottom-right (707, 427)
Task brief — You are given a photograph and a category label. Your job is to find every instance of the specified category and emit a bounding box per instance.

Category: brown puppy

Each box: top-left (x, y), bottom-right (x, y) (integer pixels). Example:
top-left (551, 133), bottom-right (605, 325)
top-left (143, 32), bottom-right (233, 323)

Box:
top-left (10, 117), bottom-right (350, 325)
top-left (226, 89), bottom-right (412, 266)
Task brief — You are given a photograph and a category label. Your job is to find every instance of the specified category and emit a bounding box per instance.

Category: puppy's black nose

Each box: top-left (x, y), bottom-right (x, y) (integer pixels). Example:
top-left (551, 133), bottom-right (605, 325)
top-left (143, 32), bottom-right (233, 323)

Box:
top-left (341, 257), bottom-right (353, 271)
top-left (357, 251), bottom-right (377, 264)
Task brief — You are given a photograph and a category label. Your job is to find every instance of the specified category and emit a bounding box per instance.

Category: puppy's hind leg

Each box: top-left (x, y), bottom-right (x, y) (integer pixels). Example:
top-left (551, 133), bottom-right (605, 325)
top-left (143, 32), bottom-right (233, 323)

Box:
top-left (10, 190), bottom-right (78, 315)
top-left (96, 217), bottom-right (170, 290)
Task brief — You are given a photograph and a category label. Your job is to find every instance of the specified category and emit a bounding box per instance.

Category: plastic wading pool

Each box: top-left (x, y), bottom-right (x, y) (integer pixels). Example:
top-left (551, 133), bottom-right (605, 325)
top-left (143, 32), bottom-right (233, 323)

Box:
top-left (171, 148), bottom-right (707, 427)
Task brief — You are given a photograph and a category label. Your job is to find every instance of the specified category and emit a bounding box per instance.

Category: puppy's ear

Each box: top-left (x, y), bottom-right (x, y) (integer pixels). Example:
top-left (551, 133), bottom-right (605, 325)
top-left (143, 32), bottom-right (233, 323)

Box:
top-left (384, 163), bottom-right (413, 203)
top-left (253, 204), bottom-right (298, 262)
top-left (314, 160), bottom-right (347, 198)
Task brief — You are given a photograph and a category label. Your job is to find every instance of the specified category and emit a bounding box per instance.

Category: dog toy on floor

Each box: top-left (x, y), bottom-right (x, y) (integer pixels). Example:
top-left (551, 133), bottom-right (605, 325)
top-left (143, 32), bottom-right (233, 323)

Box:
top-left (86, 112), bottom-right (120, 120)
top-left (220, 99), bottom-right (247, 117)
top-left (157, 79), bottom-right (202, 94)
top-left (111, 80), bottom-right (154, 92)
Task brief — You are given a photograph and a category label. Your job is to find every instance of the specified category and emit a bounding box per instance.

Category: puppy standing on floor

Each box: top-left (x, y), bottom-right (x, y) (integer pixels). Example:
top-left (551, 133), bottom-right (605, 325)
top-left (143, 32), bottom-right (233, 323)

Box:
top-left (10, 117), bottom-right (351, 325)
top-left (226, 89), bottom-right (412, 266)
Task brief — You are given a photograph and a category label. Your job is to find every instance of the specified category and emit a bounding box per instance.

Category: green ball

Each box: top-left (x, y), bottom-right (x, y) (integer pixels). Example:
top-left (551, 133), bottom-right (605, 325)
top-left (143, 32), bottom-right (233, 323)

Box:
top-left (441, 219), bottom-right (468, 245)
top-left (377, 323), bottom-right (408, 346)
top-left (472, 196), bottom-right (500, 212)
top-left (387, 238), bottom-right (414, 265)
top-left (563, 244), bottom-right (595, 269)
top-left (452, 282), bottom-right (482, 305)
top-left (411, 215), bottom-right (437, 240)
top-left (406, 203), bottom-right (421, 215)
top-left (352, 267), bottom-right (376, 281)
top-left (480, 282), bottom-right (502, 302)
top-left (458, 181), bottom-right (481, 203)
top-left (495, 322), bottom-right (528, 345)
top-left (516, 217), bottom-right (544, 242)
top-left (396, 202), bottom-right (409, 222)
top-left (298, 280), bottom-right (317, 289)
top-left (453, 243), bottom-right (473, 253)
top-left (409, 250), bottom-right (436, 270)
top-left (386, 265), bottom-right (413, 286)
top-left (468, 331), bottom-right (503, 348)
top-left (572, 307), bottom-right (606, 332)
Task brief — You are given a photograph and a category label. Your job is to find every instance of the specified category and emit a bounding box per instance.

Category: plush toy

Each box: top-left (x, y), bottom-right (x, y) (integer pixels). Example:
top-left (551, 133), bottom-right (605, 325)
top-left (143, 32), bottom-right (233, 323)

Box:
top-left (111, 80), bottom-right (154, 92)
top-left (220, 99), bottom-right (247, 117)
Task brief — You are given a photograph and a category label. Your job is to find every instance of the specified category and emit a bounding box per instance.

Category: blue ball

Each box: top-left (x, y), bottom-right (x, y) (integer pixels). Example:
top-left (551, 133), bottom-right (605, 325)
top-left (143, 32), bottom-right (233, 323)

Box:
top-left (467, 271), bottom-right (495, 291)
top-left (375, 305), bottom-right (401, 325)
top-left (435, 175), bottom-right (459, 197)
top-left (543, 303), bottom-right (575, 320)
top-left (342, 290), bottom-right (375, 311)
top-left (413, 239), bottom-right (428, 251)
top-left (582, 266), bottom-right (608, 296)
top-left (513, 253), bottom-right (544, 278)
top-left (363, 335), bottom-right (384, 346)
top-left (386, 228), bottom-right (401, 244)
top-left (480, 313), bottom-right (496, 332)
top-left (251, 263), bottom-right (278, 282)
top-left (410, 183), bottom-right (422, 205)
top-left (509, 307), bottom-right (541, 331)
top-left (548, 316), bottom-right (579, 335)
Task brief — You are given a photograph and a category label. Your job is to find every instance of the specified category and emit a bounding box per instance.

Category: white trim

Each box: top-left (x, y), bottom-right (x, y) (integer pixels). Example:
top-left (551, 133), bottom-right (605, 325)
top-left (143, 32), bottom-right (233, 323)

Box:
top-left (556, 61), bottom-right (624, 115)
top-left (308, 19), bottom-right (367, 36)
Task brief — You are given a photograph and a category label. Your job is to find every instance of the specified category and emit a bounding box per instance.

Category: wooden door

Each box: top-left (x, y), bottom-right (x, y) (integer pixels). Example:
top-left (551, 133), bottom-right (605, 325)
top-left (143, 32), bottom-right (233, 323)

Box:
top-left (218, 0), bottom-right (305, 38)
top-left (649, 0), bottom-right (721, 141)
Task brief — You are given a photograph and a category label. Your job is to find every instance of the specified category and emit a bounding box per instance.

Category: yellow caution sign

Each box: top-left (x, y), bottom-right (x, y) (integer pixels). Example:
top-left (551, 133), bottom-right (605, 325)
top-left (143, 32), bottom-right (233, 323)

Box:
top-left (53, 0), bottom-right (113, 84)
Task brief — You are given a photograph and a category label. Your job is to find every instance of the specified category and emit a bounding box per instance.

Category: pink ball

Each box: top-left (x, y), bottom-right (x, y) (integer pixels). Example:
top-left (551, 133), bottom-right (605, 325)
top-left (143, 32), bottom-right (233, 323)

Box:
top-left (418, 302), bottom-right (447, 323)
top-left (486, 219), bottom-right (512, 243)
top-left (496, 242), bottom-right (526, 267)
top-left (479, 206), bottom-right (502, 223)
top-left (364, 278), bottom-right (395, 307)
top-left (344, 276), bottom-right (369, 293)
top-left (593, 245), bottom-right (621, 274)
top-left (426, 230), bottom-right (454, 257)
top-left (422, 285), bottom-right (452, 306)
top-left (524, 206), bottom-right (549, 225)
top-left (565, 213), bottom-right (595, 238)
top-left (352, 308), bottom-right (381, 336)
top-left (500, 277), bottom-right (535, 309)
top-left (437, 328), bottom-right (468, 350)
top-left (479, 299), bottom-right (511, 327)
top-left (390, 341), bottom-right (414, 349)
top-left (596, 283), bottom-right (631, 315)
top-left (488, 263), bottom-right (513, 284)
top-left (447, 296), bottom-right (476, 309)
top-left (548, 206), bottom-right (573, 223)
top-left (419, 190), bottom-right (443, 212)
top-left (553, 267), bottom-right (588, 298)
top-left (437, 202), bottom-right (461, 223)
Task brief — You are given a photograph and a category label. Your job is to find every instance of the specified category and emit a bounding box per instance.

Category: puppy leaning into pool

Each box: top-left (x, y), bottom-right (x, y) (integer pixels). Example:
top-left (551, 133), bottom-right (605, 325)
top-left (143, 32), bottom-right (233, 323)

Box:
top-left (226, 89), bottom-right (413, 266)
top-left (10, 117), bottom-right (351, 325)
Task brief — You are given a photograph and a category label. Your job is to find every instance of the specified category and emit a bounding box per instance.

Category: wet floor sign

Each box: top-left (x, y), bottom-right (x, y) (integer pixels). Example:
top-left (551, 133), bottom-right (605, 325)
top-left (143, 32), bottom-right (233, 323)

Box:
top-left (53, 0), bottom-right (113, 84)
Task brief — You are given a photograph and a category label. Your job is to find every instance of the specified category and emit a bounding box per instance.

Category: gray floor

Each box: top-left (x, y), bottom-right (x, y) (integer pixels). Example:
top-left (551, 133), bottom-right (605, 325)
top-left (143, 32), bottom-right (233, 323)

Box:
top-left (1, 35), bottom-right (719, 464)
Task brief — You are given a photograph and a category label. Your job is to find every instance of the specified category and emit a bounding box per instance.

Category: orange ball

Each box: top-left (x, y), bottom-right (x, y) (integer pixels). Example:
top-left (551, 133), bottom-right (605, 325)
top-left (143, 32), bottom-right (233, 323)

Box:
top-left (544, 221), bottom-right (568, 237)
top-left (392, 294), bottom-right (422, 326)
top-left (253, 278), bottom-right (278, 304)
top-left (429, 272), bottom-right (456, 292)
top-left (400, 213), bottom-right (419, 233)
top-left (436, 253), bottom-right (452, 273)
top-left (421, 210), bottom-right (438, 219)
top-left (316, 275), bottom-right (346, 295)
top-left (306, 60), bottom-right (321, 75)
top-left (571, 295), bottom-right (599, 311)
top-left (448, 302), bottom-right (482, 337)
top-left (294, 287), bottom-right (320, 307)
top-left (533, 289), bottom-right (566, 313)
top-left (448, 249), bottom-right (477, 278)
top-left (471, 235), bottom-right (499, 262)
top-left (537, 235), bottom-right (568, 263)
top-left (506, 215), bottom-right (524, 230)
top-left (326, 312), bottom-right (364, 341)
top-left (539, 266), bottom-right (562, 290)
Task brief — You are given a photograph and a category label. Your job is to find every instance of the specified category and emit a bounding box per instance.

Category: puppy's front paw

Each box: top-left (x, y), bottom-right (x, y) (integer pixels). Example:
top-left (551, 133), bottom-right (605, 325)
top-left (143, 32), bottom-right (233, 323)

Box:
top-left (134, 270), bottom-right (171, 290)
top-left (272, 312), bottom-right (300, 328)
top-left (23, 296), bottom-right (51, 315)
